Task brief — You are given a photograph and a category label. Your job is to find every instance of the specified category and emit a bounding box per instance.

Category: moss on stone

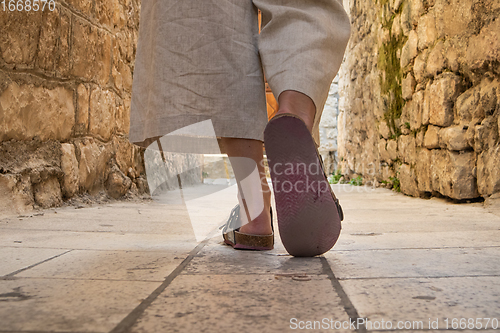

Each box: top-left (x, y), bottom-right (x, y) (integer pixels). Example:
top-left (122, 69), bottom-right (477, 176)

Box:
top-left (377, 2), bottom-right (407, 140)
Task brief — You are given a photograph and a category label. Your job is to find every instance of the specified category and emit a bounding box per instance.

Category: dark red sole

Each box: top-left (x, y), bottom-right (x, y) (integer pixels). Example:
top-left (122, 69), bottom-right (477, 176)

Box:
top-left (264, 114), bottom-right (342, 257)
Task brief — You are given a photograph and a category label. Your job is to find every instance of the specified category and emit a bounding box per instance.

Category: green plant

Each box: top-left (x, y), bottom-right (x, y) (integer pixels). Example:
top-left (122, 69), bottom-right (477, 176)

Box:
top-left (389, 176), bottom-right (400, 192)
top-left (328, 170), bottom-right (343, 184)
top-left (349, 175), bottom-right (363, 186)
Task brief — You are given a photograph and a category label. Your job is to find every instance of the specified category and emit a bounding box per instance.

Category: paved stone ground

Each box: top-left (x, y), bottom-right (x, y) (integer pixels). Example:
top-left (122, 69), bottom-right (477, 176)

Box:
top-left (1, 184), bottom-right (500, 333)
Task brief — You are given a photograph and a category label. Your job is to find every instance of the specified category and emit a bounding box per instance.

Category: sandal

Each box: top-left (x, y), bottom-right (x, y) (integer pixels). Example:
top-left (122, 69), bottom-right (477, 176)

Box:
top-left (221, 205), bottom-right (274, 251)
top-left (264, 113), bottom-right (344, 257)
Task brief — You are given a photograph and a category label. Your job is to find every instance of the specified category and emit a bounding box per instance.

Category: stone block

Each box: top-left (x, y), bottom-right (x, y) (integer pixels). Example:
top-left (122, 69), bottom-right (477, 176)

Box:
top-left (0, 82), bottom-right (75, 142)
top-left (378, 121), bottom-right (391, 139)
top-left (426, 41), bottom-right (446, 78)
top-left (61, 143), bottom-right (79, 198)
top-left (431, 150), bottom-right (478, 200)
top-left (455, 85), bottom-right (481, 125)
top-left (36, 7), bottom-right (60, 71)
top-left (410, 91), bottom-right (424, 130)
top-left (113, 136), bottom-right (134, 175)
top-left (417, 11), bottom-right (437, 51)
top-left (435, 0), bottom-right (473, 39)
top-left (477, 144), bottom-right (500, 196)
top-left (423, 125), bottom-right (440, 149)
top-left (402, 74), bottom-right (416, 100)
top-left (439, 126), bottom-right (470, 151)
top-left (391, 14), bottom-right (402, 38)
top-left (378, 139), bottom-right (391, 162)
top-left (65, 0), bottom-right (92, 15)
top-left (56, 8), bottom-right (72, 76)
top-left (413, 48), bottom-right (430, 83)
top-left (473, 117), bottom-right (499, 153)
top-left (397, 135), bottom-right (417, 165)
top-left (416, 148), bottom-right (432, 192)
top-left (0, 174), bottom-right (34, 214)
top-left (0, 10), bottom-right (42, 65)
top-left (466, 18), bottom-right (500, 70)
top-left (71, 18), bottom-right (112, 86)
top-left (106, 166), bottom-right (132, 199)
top-left (387, 140), bottom-right (398, 161)
top-left (428, 73), bottom-right (461, 127)
top-left (33, 177), bottom-right (62, 208)
top-left (89, 87), bottom-right (116, 141)
top-left (76, 138), bottom-right (112, 192)
top-left (76, 84), bottom-right (90, 135)
top-left (400, 30), bottom-right (418, 68)
top-left (398, 164), bottom-right (420, 197)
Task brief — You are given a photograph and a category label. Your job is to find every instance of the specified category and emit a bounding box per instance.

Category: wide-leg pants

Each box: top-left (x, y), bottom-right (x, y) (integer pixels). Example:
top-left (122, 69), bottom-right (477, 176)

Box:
top-left (129, 0), bottom-right (351, 146)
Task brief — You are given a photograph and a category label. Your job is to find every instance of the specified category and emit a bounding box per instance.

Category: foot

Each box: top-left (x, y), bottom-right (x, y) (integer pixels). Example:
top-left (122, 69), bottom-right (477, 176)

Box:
top-left (275, 90), bottom-right (316, 133)
top-left (239, 193), bottom-right (273, 235)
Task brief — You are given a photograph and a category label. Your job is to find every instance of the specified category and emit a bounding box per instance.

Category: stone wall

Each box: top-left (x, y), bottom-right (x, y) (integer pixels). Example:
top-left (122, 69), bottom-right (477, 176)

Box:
top-left (0, 0), bottom-right (148, 214)
top-left (338, 0), bottom-right (500, 200)
top-left (319, 75), bottom-right (341, 174)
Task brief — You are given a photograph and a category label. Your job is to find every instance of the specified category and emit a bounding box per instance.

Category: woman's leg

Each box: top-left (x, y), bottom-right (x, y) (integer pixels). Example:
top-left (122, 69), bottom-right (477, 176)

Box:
top-left (221, 138), bottom-right (272, 236)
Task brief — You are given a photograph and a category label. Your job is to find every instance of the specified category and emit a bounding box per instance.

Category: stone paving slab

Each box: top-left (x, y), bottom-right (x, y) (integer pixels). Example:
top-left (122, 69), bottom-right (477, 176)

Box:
top-left (0, 247), bottom-right (68, 276)
top-left (327, 247), bottom-right (500, 279)
top-left (17, 250), bottom-right (187, 282)
top-left (339, 277), bottom-right (500, 330)
top-left (128, 274), bottom-right (353, 333)
top-left (0, 278), bottom-right (159, 333)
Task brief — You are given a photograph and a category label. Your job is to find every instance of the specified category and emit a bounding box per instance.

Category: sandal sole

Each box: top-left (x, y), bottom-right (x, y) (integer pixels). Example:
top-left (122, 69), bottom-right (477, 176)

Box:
top-left (264, 114), bottom-right (342, 257)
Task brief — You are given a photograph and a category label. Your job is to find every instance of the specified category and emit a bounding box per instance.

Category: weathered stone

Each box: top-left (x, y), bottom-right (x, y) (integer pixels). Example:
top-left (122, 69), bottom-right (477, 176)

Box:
top-left (33, 177), bottom-right (62, 208)
top-left (431, 150), bottom-right (478, 199)
top-left (426, 41), bottom-right (446, 78)
top-left (417, 11), bottom-right (437, 51)
top-left (387, 140), bottom-right (398, 161)
top-left (71, 18), bottom-right (112, 86)
top-left (415, 129), bottom-right (425, 147)
top-left (421, 81), bottom-right (432, 125)
top-left (0, 83), bottom-right (75, 142)
top-left (378, 121), bottom-right (391, 139)
top-left (89, 87), bottom-right (116, 141)
top-left (398, 164), bottom-right (420, 197)
top-left (439, 126), bottom-right (470, 151)
top-left (423, 125), bottom-right (440, 149)
top-left (410, 91), bottom-right (423, 130)
top-left (378, 139), bottom-right (391, 162)
top-left (474, 117), bottom-right (499, 153)
top-left (413, 48), bottom-right (430, 83)
top-left (416, 148), bottom-right (432, 192)
top-left (398, 135), bottom-right (417, 165)
top-left (113, 136), bottom-right (134, 175)
top-left (402, 74), bottom-right (416, 100)
top-left (455, 85), bottom-right (481, 125)
top-left (106, 166), bottom-right (132, 199)
top-left (435, 0), bottom-right (474, 39)
top-left (391, 14), bottom-right (402, 38)
top-left (76, 138), bottom-right (111, 192)
top-left (37, 8), bottom-right (60, 71)
top-left (65, 0), bottom-right (92, 15)
top-left (0, 10), bottom-right (42, 66)
top-left (60, 143), bottom-right (79, 198)
top-left (466, 18), bottom-right (500, 71)
top-left (477, 144), bottom-right (500, 196)
top-left (0, 174), bottom-right (34, 214)
top-left (400, 30), bottom-right (418, 68)
top-left (76, 84), bottom-right (90, 135)
top-left (428, 73), bottom-right (461, 127)
top-left (443, 40), bottom-right (460, 73)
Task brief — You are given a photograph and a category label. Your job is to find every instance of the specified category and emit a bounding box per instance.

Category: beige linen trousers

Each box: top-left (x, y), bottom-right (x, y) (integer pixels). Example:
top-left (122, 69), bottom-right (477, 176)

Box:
top-left (129, 0), bottom-right (351, 146)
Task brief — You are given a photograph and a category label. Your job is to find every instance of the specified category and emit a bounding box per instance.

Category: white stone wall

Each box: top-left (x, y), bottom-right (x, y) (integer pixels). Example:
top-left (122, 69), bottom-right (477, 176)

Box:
top-left (319, 75), bottom-right (340, 174)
